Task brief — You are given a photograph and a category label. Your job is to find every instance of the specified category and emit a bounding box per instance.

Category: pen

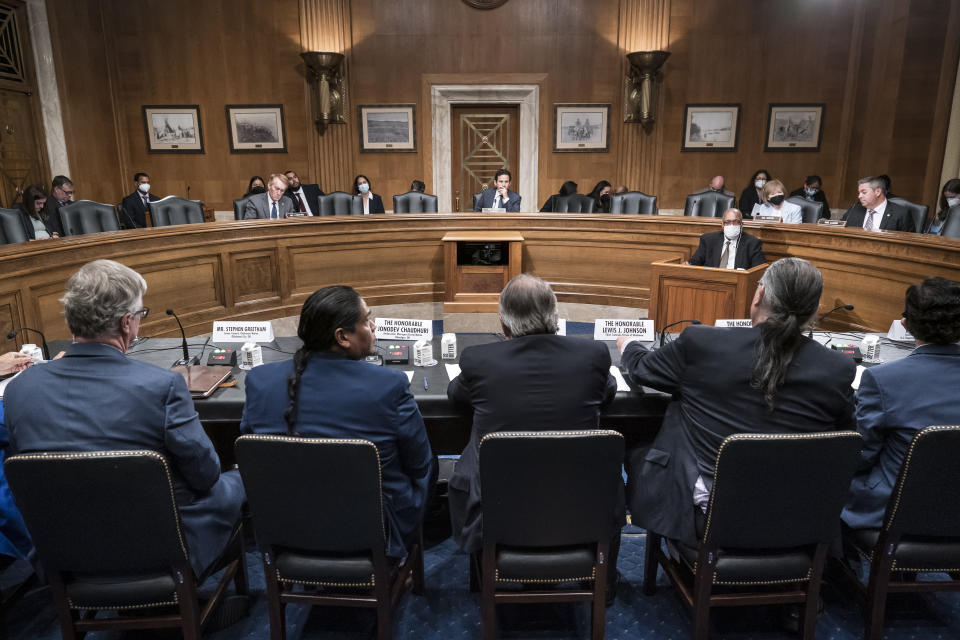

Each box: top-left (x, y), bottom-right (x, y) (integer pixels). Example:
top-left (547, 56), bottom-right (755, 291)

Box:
top-left (423, 376), bottom-right (429, 391)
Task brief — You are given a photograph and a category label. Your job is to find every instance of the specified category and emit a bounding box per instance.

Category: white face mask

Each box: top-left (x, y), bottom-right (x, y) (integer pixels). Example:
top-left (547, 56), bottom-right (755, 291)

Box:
top-left (138, 183), bottom-right (150, 194)
top-left (755, 179), bottom-right (767, 189)
top-left (723, 224), bottom-right (742, 240)
top-left (947, 197), bottom-right (960, 209)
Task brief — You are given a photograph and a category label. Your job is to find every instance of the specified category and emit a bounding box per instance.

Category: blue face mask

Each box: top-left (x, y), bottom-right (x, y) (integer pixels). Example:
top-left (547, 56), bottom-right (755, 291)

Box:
top-left (358, 183), bottom-right (370, 195)
top-left (805, 188), bottom-right (818, 197)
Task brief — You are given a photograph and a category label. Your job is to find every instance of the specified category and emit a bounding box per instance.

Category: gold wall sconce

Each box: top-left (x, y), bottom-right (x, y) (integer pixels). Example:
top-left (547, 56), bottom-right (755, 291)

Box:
top-left (624, 50), bottom-right (670, 127)
top-left (300, 51), bottom-right (346, 133)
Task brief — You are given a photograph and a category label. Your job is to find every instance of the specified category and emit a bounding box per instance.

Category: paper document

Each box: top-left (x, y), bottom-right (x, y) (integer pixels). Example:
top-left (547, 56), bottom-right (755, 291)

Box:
top-left (445, 364), bottom-right (461, 381)
top-left (609, 366), bottom-right (630, 392)
top-left (852, 365), bottom-right (866, 390)
top-left (404, 371), bottom-right (414, 383)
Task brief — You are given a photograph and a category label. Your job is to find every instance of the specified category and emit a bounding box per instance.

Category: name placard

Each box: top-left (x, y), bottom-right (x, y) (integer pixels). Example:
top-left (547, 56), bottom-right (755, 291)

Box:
top-left (593, 319), bottom-right (654, 341)
top-left (557, 318), bottom-right (567, 336)
top-left (375, 318), bottom-right (433, 341)
top-left (715, 319), bottom-right (753, 327)
top-left (212, 321), bottom-right (275, 343)
top-left (886, 319), bottom-right (913, 342)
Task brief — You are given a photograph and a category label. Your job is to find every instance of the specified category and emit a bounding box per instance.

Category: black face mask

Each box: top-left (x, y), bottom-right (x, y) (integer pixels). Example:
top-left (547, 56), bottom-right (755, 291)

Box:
top-left (768, 194), bottom-right (785, 206)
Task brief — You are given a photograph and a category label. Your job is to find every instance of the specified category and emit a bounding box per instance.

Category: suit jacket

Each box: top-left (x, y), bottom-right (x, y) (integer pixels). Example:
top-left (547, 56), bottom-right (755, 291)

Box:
top-left (241, 352), bottom-right (434, 558)
top-left (789, 188), bottom-right (832, 219)
top-left (359, 193), bottom-right (385, 214)
top-left (285, 183), bottom-right (324, 215)
top-left (474, 187), bottom-right (521, 212)
top-left (842, 201), bottom-right (916, 232)
top-left (16, 205), bottom-right (59, 240)
top-left (447, 333), bottom-right (617, 552)
top-left (120, 191), bottom-right (162, 228)
top-left (841, 343), bottom-right (960, 529)
top-left (738, 186), bottom-right (762, 219)
top-left (688, 230), bottom-right (765, 269)
top-left (3, 342), bottom-right (245, 575)
top-left (621, 324), bottom-right (856, 545)
top-left (242, 192), bottom-right (296, 219)
top-left (40, 198), bottom-right (65, 236)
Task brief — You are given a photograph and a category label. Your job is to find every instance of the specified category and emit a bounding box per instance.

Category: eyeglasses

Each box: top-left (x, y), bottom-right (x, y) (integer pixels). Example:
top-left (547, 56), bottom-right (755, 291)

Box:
top-left (131, 307), bottom-right (150, 319)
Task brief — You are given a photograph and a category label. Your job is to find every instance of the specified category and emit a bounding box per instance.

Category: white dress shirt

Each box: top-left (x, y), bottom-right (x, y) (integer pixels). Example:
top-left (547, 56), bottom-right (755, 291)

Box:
top-left (863, 198), bottom-right (888, 231)
top-left (290, 187), bottom-right (314, 216)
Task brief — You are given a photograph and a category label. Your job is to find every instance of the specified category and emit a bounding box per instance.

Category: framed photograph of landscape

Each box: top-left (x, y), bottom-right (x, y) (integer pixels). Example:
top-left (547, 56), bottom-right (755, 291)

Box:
top-left (554, 104), bottom-right (610, 152)
top-left (681, 104), bottom-right (740, 151)
top-left (359, 105), bottom-right (416, 152)
top-left (765, 103), bottom-right (824, 151)
top-left (225, 105), bottom-right (287, 153)
top-left (142, 105), bottom-right (203, 153)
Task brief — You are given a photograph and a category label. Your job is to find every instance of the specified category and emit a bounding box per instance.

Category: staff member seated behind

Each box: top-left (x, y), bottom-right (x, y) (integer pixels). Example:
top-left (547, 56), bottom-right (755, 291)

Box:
top-left (687, 208), bottom-right (765, 269)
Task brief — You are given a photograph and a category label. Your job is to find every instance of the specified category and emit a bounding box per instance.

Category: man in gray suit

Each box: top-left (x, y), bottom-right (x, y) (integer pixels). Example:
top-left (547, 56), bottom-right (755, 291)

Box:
top-left (243, 173), bottom-right (295, 219)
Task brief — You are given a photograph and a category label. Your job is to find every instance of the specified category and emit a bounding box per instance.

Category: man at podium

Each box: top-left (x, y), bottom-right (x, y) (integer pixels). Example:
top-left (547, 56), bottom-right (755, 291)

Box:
top-left (687, 208), bottom-right (765, 269)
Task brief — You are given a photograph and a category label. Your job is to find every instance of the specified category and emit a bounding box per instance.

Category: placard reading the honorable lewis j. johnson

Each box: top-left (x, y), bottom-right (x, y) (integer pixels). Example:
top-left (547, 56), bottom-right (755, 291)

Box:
top-left (374, 318), bottom-right (433, 341)
top-left (593, 319), bottom-right (654, 340)
top-left (212, 321), bottom-right (275, 343)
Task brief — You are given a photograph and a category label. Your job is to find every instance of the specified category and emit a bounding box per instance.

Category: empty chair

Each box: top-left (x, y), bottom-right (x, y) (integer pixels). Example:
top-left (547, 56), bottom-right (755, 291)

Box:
top-left (611, 191), bottom-right (658, 214)
top-left (473, 192), bottom-right (482, 211)
top-left (317, 191), bottom-right (361, 215)
top-left (59, 200), bottom-right (120, 236)
top-left (940, 205), bottom-right (960, 237)
top-left (393, 191), bottom-right (439, 213)
top-left (553, 194), bottom-right (595, 213)
top-left (683, 191), bottom-right (735, 217)
top-left (149, 195), bottom-right (205, 226)
top-left (0, 207), bottom-right (28, 245)
top-left (786, 196), bottom-right (824, 224)
top-left (888, 197), bottom-right (928, 233)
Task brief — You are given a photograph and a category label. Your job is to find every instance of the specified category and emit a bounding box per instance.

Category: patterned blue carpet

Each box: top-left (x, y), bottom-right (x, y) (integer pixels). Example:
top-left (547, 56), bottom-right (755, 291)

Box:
top-left (4, 526), bottom-right (960, 639)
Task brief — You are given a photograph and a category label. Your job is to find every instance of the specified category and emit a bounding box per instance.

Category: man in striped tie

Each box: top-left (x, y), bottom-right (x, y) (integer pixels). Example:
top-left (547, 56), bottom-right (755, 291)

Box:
top-left (841, 176), bottom-right (916, 232)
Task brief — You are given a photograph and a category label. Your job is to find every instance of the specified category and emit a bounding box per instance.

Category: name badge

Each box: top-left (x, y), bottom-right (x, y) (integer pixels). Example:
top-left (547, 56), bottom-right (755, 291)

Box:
top-left (375, 318), bottom-right (433, 341)
top-left (886, 319), bottom-right (913, 341)
top-left (593, 319), bottom-right (654, 340)
top-left (213, 321), bottom-right (275, 343)
top-left (557, 318), bottom-right (567, 336)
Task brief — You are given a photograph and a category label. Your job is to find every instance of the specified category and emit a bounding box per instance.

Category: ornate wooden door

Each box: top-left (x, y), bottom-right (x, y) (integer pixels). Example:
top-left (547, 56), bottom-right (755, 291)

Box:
top-left (450, 105), bottom-right (519, 211)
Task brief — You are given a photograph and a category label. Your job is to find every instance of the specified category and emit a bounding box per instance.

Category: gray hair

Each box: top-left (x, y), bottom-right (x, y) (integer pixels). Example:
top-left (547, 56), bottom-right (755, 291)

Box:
top-left (498, 274), bottom-right (558, 337)
top-left (62, 260), bottom-right (147, 338)
top-left (858, 176), bottom-right (884, 192)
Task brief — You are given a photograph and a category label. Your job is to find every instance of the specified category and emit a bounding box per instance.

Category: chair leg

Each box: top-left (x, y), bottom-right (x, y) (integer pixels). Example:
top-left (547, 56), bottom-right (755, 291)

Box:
top-left (692, 548), bottom-right (716, 640)
top-left (469, 552), bottom-right (481, 593)
top-left (262, 551), bottom-right (286, 640)
top-left (799, 544), bottom-right (828, 640)
top-left (481, 544), bottom-right (498, 640)
top-left (47, 572), bottom-right (81, 640)
top-left (643, 532), bottom-right (661, 596)
top-left (375, 574), bottom-right (393, 640)
top-left (174, 568), bottom-right (202, 640)
top-left (864, 542), bottom-right (894, 640)
top-left (592, 541), bottom-right (609, 640)
top-left (234, 527), bottom-right (250, 596)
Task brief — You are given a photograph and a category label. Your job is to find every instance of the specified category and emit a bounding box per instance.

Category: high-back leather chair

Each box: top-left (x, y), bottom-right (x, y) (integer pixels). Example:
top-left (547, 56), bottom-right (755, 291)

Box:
top-left (0, 207), bottom-right (28, 244)
top-left (478, 430), bottom-right (624, 640)
top-left (644, 432), bottom-right (862, 640)
top-left (235, 435), bottom-right (424, 640)
top-left (683, 191), bottom-right (735, 218)
top-left (611, 191), bottom-right (658, 215)
top-left (553, 194), bottom-right (595, 213)
top-left (473, 192), bottom-right (483, 211)
top-left (233, 195), bottom-right (256, 220)
top-left (59, 200), bottom-right (120, 236)
top-left (888, 197), bottom-right (928, 233)
top-left (149, 196), bottom-right (205, 226)
top-left (787, 196), bottom-right (824, 224)
top-left (317, 191), bottom-right (361, 215)
top-left (940, 205), bottom-right (960, 237)
top-left (4, 450), bottom-right (248, 640)
top-left (393, 191), bottom-right (439, 213)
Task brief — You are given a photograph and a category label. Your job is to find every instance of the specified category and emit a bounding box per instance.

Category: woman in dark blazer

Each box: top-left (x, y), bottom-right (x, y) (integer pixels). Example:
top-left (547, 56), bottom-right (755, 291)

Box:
top-left (539, 180), bottom-right (578, 212)
top-left (738, 169), bottom-right (771, 220)
top-left (18, 185), bottom-right (60, 239)
top-left (353, 174), bottom-right (385, 214)
top-left (587, 180), bottom-right (612, 213)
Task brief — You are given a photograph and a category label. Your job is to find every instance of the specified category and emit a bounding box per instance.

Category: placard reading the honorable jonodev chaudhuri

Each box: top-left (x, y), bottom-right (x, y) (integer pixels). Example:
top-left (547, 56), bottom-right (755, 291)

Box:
top-left (593, 319), bottom-right (654, 341)
top-left (374, 318), bottom-right (433, 341)
top-left (212, 321), bottom-right (275, 343)
top-left (714, 319), bottom-right (753, 327)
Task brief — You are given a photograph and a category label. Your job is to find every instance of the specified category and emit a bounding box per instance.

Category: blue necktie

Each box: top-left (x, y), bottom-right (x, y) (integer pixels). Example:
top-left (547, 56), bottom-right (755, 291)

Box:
top-left (271, 202), bottom-right (278, 219)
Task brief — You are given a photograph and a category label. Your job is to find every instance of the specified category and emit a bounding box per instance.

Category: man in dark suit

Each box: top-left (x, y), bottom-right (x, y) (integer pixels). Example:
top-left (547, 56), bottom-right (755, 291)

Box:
top-left (789, 174), bottom-right (832, 220)
top-left (473, 168), bottom-right (521, 212)
top-left (119, 171), bottom-right (161, 228)
top-left (243, 173), bottom-right (295, 219)
top-left (41, 174), bottom-right (72, 236)
top-left (842, 277), bottom-right (960, 529)
top-left (4, 259), bottom-right (245, 576)
top-left (687, 208), bottom-right (766, 269)
top-left (447, 274), bottom-right (620, 596)
top-left (842, 176), bottom-right (916, 232)
top-left (283, 169), bottom-right (323, 215)
top-left (617, 258), bottom-right (856, 545)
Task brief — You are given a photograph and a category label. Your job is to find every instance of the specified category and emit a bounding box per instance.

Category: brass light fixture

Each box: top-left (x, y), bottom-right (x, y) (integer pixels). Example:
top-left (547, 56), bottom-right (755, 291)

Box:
top-left (624, 50), bottom-right (670, 127)
top-left (300, 51), bottom-right (346, 133)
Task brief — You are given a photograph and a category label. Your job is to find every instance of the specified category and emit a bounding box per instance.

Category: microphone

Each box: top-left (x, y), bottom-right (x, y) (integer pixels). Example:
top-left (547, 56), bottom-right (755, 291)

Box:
top-left (659, 319), bottom-right (701, 348)
top-left (7, 327), bottom-right (50, 360)
top-left (166, 309), bottom-right (198, 366)
top-left (810, 304), bottom-right (854, 337)
top-left (119, 204), bottom-right (142, 229)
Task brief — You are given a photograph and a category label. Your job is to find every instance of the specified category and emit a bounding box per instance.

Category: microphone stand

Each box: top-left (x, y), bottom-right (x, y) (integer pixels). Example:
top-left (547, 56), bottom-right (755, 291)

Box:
top-left (659, 319), bottom-right (701, 348)
top-left (809, 304), bottom-right (854, 338)
top-left (6, 327), bottom-right (50, 360)
top-left (166, 309), bottom-right (198, 366)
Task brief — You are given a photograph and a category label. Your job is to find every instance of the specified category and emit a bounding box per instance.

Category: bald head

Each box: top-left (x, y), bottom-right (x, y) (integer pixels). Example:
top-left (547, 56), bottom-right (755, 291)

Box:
top-left (709, 176), bottom-right (725, 192)
top-left (721, 208), bottom-right (742, 226)
top-left (498, 274), bottom-right (559, 338)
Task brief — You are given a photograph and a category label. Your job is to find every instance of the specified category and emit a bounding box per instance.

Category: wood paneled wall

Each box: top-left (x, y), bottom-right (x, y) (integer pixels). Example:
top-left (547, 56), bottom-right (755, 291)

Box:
top-left (46, 0), bottom-right (959, 211)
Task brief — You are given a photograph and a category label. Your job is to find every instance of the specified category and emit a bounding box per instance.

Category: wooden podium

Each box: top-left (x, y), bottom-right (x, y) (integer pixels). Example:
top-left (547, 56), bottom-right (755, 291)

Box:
top-left (649, 258), bottom-right (767, 330)
top-left (442, 231), bottom-right (523, 313)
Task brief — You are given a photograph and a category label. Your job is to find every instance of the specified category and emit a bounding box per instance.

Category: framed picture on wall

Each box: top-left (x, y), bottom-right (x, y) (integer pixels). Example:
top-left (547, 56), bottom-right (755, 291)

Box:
top-left (681, 104), bottom-right (740, 151)
top-left (142, 105), bottom-right (204, 153)
top-left (765, 103), bottom-right (825, 151)
top-left (553, 104), bottom-right (610, 152)
top-left (225, 105), bottom-right (287, 153)
top-left (359, 105), bottom-right (416, 152)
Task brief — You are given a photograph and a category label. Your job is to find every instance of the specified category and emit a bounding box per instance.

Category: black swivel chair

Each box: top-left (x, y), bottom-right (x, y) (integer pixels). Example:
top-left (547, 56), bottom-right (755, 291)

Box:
top-left (683, 191), bottom-right (735, 218)
top-left (939, 205), bottom-right (960, 237)
top-left (4, 450), bottom-right (248, 640)
top-left (477, 430), bottom-right (624, 640)
top-left (393, 191), bottom-right (439, 213)
top-left (233, 195), bottom-right (257, 220)
top-left (787, 196), bottom-right (824, 224)
top-left (0, 208), bottom-right (28, 244)
top-left (149, 196), bottom-right (205, 226)
top-left (644, 432), bottom-right (862, 640)
top-left (317, 192), bottom-right (362, 215)
top-left (235, 435), bottom-right (424, 640)
top-left (610, 191), bottom-right (658, 214)
top-left (888, 197), bottom-right (927, 233)
top-left (59, 200), bottom-right (120, 236)
top-left (553, 194), bottom-right (596, 213)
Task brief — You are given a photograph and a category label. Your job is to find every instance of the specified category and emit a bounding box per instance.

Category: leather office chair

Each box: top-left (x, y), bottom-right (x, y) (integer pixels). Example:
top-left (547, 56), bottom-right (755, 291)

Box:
top-left (4, 450), bottom-right (248, 640)
top-left (149, 196), bottom-right (205, 226)
top-left (0, 208), bottom-right (28, 244)
top-left (317, 191), bottom-right (361, 215)
top-left (393, 191), bottom-right (439, 213)
top-left (553, 194), bottom-right (595, 213)
top-left (888, 197), bottom-right (927, 233)
top-left (477, 430), bottom-right (624, 640)
top-left (235, 435), bottom-right (424, 640)
top-left (683, 191), bottom-right (734, 218)
top-left (644, 432), bottom-right (862, 640)
top-left (473, 192), bottom-right (482, 211)
top-left (787, 196), bottom-right (824, 224)
top-left (59, 200), bottom-right (120, 236)
top-left (939, 205), bottom-right (960, 237)
top-left (837, 425), bottom-right (960, 640)
top-left (610, 191), bottom-right (657, 215)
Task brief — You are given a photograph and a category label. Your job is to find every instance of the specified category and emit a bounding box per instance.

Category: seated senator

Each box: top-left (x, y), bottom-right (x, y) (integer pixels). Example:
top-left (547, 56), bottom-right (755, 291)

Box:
top-left (473, 168), bottom-right (521, 212)
top-left (243, 173), bottom-right (295, 219)
top-left (4, 259), bottom-right (244, 576)
top-left (240, 285), bottom-right (434, 559)
top-left (841, 277), bottom-right (960, 529)
top-left (686, 207), bottom-right (765, 269)
top-left (751, 178), bottom-right (802, 223)
top-left (618, 257), bottom-right (856, 545)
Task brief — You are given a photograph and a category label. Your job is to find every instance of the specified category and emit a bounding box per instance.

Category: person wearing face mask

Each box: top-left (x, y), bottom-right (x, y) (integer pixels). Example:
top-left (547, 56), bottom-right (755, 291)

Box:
top-left (353, 174), bottom-right (385, 214)
top-left (928, 178), bottom-right (960, 234)
top-left (789, 174), bottom-right (832, 219)
top-left (738, 169), bottom-right (771, 220)
top-left (751, 179), bottom-right (803, 223)
top-left (686, 208), bottom-right (765, 269)
top-left (119, 172), bottom-right (162, 229)
top-left (587, 180), bottom-right (613, 213)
